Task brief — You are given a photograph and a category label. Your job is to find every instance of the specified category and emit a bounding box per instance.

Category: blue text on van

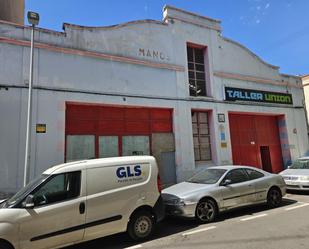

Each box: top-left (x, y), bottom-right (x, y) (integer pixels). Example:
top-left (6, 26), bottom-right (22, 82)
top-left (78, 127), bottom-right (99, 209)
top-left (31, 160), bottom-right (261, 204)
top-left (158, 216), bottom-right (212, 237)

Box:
top-left (116, 165), bottom-right (142, 178)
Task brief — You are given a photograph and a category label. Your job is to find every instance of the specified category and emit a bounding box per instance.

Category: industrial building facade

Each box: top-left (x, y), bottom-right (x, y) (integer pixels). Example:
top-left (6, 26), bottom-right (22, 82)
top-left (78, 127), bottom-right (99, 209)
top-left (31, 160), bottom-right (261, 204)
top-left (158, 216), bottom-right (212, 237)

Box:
top-left (0, 6), bottom-right (308, 192)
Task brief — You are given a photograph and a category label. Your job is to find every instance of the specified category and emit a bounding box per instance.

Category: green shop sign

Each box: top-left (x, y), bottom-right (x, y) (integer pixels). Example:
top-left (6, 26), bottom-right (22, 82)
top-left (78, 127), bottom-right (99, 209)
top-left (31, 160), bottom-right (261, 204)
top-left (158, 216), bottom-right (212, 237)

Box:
top-left (225, 87), bottom-right (293, 105)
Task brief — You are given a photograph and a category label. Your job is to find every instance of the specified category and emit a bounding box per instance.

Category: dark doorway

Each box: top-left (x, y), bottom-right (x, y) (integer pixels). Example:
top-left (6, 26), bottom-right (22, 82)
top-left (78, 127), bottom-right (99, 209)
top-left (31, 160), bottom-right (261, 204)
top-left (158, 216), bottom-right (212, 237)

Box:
top-left (260, 146), bottom-right (272, 172)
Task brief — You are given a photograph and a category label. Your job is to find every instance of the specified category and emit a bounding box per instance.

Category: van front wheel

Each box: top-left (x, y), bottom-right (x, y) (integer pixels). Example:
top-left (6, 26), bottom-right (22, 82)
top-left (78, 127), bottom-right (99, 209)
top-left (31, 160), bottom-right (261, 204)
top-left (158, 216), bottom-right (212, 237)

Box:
top-left (128, 210), bottom-right (155, 241)
top-left (0, 241), bottom-right (14, 249)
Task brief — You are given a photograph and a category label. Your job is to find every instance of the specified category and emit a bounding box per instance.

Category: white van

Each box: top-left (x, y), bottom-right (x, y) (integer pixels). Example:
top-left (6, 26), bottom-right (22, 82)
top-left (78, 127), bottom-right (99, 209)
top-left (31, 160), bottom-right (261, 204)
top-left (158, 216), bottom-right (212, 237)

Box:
top-left (0, 156), bottom-right (164, 249)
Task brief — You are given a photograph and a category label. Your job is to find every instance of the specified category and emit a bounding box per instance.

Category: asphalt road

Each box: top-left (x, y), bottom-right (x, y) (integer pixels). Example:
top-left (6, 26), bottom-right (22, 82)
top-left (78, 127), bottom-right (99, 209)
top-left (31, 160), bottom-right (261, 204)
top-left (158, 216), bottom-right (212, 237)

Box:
top-left (64, 192), bottom-right (309, 249)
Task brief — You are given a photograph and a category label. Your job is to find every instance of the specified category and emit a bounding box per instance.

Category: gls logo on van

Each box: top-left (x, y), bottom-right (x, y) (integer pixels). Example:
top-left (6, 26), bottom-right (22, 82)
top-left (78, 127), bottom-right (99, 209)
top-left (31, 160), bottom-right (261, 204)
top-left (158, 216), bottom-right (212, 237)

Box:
top-left (116, 165), bottom-right (142, 179)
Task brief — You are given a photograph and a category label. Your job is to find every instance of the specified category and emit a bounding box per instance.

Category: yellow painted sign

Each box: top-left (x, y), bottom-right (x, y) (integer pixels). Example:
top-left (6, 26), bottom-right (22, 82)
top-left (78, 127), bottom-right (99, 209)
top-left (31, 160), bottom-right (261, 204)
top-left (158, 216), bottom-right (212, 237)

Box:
top-left (221, 142), bottom-right (227, 148)
top-left (36, 124), bottom-right (46, 133)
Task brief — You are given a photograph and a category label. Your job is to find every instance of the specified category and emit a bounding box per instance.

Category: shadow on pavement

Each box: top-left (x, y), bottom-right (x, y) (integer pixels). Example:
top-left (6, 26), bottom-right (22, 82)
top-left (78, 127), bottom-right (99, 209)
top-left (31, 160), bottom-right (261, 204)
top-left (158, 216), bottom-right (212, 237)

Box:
top-left (63, 217), bottom-right (199, 249)
top-left (287, 190), bottom-right (309, 195)
top-left (215, 197), bottom-right (297, 222)
top-left (62, 197), bottom-right (298, 249)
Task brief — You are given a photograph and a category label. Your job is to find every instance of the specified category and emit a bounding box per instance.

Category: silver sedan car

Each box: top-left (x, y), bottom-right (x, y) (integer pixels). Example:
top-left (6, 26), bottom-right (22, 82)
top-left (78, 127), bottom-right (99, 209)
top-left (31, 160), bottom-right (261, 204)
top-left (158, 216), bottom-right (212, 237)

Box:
top-left (280, 157), bottom-right (309, 191)
top-left (162, 166), bottom-right (286, 223)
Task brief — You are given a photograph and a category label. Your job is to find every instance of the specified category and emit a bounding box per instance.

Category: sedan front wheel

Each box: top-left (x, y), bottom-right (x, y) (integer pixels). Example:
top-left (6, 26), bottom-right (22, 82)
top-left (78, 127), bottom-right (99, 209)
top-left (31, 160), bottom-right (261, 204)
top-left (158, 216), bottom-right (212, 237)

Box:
top-left (267, 187), bottom-right (282, 208)
top-left (195, 199), bottom-right (218, 223)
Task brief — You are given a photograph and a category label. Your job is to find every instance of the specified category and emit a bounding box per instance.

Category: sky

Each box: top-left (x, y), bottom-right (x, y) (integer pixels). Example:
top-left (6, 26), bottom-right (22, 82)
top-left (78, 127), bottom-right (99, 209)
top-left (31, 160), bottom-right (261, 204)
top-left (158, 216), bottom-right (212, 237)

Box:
top-left (25, 0), bottom-right (309, 76)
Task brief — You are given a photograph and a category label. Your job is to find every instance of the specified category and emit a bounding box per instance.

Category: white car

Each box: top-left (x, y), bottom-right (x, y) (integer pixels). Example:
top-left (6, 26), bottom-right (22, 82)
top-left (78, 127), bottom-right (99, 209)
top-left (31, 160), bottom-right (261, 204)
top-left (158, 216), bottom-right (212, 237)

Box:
top-left (0, 156), bottom-right (164, 249)
top-left (280, 157), bottom-right (309, 191)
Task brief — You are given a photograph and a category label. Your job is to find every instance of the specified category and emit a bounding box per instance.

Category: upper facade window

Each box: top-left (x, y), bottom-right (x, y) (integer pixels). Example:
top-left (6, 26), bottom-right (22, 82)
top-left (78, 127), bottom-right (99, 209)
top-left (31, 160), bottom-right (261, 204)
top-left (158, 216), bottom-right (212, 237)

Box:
top-left (187, 45), bottom-right (207, 97)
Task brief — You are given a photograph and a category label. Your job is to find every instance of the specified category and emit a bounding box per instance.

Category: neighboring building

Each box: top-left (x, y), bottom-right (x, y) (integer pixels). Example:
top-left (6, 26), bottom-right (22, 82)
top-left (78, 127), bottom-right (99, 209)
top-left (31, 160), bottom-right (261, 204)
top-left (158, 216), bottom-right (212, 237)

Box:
top-left (0, 0), bottom-right (24, 24)
top-left (0, 5), bottom-right (308, 192)
top-left (302, 75), bottom-right (309, 129)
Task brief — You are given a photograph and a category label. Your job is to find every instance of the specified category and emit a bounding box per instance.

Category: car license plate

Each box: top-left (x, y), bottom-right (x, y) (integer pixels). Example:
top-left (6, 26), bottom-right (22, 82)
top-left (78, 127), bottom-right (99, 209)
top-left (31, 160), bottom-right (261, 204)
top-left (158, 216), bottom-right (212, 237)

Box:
top-left (284, 176), bottom-right (298, 181)
top-left (286, 180), bottom-right (298, 185)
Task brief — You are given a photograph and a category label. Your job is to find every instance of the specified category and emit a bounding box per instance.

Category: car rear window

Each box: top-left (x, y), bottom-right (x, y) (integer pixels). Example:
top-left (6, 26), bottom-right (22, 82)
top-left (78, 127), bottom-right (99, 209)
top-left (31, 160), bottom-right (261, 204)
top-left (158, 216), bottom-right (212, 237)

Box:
top-left (245, 169), bottom-right (264, 180)
top-left (187, 168), bottom-right (227, 184)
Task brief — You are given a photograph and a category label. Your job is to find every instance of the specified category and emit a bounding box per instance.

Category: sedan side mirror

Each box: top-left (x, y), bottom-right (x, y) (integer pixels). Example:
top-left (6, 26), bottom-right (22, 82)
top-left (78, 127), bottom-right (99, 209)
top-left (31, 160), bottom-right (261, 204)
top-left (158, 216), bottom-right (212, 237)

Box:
top-left (23, 195), bottom-right (35, 209)
top-left (221, 179), bottom-right (232, 186)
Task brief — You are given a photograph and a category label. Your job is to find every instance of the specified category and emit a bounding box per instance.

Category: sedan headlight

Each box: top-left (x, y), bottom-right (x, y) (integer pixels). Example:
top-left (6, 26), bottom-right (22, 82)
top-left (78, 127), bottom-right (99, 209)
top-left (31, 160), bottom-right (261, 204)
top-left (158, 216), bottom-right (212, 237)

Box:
top-left (165, 198), bottom-right (196, 206)
top-left (174, 198), bottom-right (197, 206)
top-left (300, 176), bottom-right (309, 181)
top-left (164, 197), bottom-right (185, 206)
top-left (174, 198), bottom-right (185, 206)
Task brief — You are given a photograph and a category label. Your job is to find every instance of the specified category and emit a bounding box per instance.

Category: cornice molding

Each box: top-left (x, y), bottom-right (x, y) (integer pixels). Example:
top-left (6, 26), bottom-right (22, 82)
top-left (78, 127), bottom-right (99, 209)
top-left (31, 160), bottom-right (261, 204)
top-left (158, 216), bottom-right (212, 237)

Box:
top-left (214, 71), bottom-right (302, 89)
top-left (0, 36), bottom-right (185, 72)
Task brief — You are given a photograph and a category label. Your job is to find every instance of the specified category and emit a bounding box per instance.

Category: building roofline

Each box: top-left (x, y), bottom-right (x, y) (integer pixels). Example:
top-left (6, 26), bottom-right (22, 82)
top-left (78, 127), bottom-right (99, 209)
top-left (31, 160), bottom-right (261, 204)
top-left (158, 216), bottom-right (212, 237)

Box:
top-left (222, 36), bottom-right (280, 70)
top-left (222, 38), bottom-right (302, 80)
top-left (0, 18), bottom-right (167, 36)
top-left (0, 19), bottom-right (65, 36)
top-left (163, 5), bottom-right (221, 23)
top-left (63, 19), bottom-right (167, 31)
top-left (301, 74), bottom-right (309, 81)
top-left (0, 19), bottom-right (24, 28)
top-left (280, 73), bottom-right (301, 80)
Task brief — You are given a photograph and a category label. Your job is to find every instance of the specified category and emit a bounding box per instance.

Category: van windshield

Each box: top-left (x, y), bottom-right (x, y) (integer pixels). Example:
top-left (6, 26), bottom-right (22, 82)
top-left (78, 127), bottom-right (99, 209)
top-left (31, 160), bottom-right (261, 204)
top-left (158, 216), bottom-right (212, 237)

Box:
top-left (4, 174), bottom-right (49, 208)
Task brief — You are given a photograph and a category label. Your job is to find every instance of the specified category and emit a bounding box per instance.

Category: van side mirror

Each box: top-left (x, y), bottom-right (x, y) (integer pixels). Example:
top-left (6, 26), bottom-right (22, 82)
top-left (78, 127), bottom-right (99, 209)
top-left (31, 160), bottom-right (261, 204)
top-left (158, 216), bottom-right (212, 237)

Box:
top-left (221, 179), bottom-right (232, 186)
top-left (23, 195), bottom-right (35, 209)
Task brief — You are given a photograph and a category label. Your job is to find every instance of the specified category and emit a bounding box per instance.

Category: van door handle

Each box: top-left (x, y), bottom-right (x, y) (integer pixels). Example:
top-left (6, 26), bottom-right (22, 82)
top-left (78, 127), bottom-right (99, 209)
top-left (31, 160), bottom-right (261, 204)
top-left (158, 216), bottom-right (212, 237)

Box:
top-left (79, 202), bottom-right (85, 214)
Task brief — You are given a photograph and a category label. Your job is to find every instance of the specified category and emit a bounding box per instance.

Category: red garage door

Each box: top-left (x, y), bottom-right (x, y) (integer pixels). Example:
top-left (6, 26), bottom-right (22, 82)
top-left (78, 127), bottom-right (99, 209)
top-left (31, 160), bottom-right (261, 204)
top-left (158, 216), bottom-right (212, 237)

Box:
top-left (65, 103), bottom-right (173, 162)
top-left (229, 114), bottom-right (283, 173)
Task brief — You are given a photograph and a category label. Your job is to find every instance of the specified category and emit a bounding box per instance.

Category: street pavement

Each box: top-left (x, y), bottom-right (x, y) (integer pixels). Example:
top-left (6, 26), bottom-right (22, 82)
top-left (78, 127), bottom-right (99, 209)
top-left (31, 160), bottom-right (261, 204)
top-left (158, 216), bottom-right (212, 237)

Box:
top-left (64, 192), bottom-right (309, 249)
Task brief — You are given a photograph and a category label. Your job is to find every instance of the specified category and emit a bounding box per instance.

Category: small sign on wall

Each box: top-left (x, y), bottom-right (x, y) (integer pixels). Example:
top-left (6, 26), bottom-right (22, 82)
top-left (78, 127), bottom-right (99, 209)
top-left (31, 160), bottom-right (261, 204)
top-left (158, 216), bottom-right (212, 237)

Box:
top-left (218, 113), bottom-right (225, 123)
top-left (221, 142), bottom-right (227, 148)
top-left (132, 151), bottom-right (144, 155)
top-left (219, 124), bottom-right (227, 148)
top-left (36, 124), bottom-right (46, 133)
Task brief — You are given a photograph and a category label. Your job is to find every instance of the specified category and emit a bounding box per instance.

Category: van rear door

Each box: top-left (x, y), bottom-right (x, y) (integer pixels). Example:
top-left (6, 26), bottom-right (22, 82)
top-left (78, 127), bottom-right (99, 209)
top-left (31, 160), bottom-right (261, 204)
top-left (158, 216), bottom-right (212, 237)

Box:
top-left (84, 163), bottom-right (151, 239)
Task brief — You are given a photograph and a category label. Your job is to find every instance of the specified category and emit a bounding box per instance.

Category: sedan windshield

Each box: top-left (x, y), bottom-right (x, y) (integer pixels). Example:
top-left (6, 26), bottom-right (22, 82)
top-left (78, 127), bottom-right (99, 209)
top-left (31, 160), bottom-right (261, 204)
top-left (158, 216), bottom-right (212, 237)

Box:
top-left (187, 168), bottom-right (227, 184)
top-left (290, 159), bottom-right (309, 169)
top-left (4, 174), bottom-right (49, 207)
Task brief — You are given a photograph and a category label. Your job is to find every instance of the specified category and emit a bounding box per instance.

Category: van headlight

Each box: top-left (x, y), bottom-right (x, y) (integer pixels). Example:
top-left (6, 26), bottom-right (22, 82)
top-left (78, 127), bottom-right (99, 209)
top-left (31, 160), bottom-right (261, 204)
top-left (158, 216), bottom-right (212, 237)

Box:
top-left (300, 176), bottom-right (309, 181)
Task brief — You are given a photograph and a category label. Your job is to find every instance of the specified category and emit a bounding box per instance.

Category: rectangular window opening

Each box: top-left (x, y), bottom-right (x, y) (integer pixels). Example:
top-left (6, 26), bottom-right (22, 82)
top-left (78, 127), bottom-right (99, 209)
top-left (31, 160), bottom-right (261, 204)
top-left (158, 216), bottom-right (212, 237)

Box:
top-left (192, 111), bottom-right (212, 161)
top-left (187, 45), bottom-right (207, 97)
